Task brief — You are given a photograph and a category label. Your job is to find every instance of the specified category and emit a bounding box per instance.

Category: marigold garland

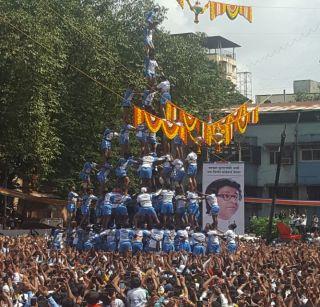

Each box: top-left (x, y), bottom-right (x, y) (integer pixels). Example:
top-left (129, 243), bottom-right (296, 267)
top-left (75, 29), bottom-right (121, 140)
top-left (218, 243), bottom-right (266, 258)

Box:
top-left (144, 112), bottom-right (162, 133)
top-left (162, 120), bottom-right (180, 140)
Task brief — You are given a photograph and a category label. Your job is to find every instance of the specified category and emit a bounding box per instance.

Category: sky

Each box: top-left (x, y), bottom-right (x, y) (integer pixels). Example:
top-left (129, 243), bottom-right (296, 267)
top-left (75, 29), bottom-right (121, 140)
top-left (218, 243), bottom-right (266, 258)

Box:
top-left (156, 0), bottom-right (320, 99)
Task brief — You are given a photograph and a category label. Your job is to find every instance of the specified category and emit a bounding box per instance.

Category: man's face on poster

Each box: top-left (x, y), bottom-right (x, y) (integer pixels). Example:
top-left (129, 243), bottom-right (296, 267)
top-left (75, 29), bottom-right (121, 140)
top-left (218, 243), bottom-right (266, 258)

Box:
top-left (216, 185), bottom-right (240, 220)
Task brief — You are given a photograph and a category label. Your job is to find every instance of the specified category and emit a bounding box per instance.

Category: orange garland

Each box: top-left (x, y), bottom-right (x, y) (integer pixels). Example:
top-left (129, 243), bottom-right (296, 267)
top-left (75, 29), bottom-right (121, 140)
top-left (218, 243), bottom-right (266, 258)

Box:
top-left (144, 112), bottom-right (162, 133)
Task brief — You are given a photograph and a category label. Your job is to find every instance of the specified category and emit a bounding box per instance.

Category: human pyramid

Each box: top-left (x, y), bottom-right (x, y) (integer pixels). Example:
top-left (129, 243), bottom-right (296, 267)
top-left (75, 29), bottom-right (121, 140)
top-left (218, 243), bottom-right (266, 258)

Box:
top-left (60, 8), bottom-right (237, 255)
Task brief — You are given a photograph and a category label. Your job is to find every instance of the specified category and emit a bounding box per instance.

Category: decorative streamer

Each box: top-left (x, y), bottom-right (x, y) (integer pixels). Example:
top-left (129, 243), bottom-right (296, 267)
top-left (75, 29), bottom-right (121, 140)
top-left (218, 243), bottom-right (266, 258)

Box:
top-left (144, 112), bottom-right (162, 133)
top-left (162, 120), bottom-right (180, 140)
top-left (176, 0), bottom-right (185, 9)
top-left (133, 106), bottom-right (144, 127)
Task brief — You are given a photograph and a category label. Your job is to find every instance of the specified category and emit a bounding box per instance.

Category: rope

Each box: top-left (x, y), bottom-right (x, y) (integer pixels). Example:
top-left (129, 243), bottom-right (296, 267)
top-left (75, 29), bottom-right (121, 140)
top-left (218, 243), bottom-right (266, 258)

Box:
top-left (1, 15), bottom-right (124, 101)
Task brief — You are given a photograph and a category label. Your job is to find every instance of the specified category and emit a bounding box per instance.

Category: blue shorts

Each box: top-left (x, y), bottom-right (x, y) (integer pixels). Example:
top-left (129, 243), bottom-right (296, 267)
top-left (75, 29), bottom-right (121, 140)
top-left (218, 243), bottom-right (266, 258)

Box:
top-left (101, 140), bottom-right (111, 150)
top-left (116, 205), bottom-right (128, 216)
top-left (160, 92), bottom-right (171, 106)
top-left (188, 203), bottom-right (199, 215)
top-left (227, 242), bottom-right (237, 254)
top-left (187, 164), bottom-right (197, 177)
top-left (132, 242), bottom-right (143, 254)
top-left (119, 241), bottom-right (132, 253)
top-left (176, 242), bottom-right (191, 253)
top-left (107, 241), bottom-right (117, 252)
top-left (139, 207), bottom-right (157, 217)
top-left (176, 207), bottom-right (186, 216)
top-left (173, 136), bottom-right (183, 145)
top-left (81, 206), bottom-right (90, 216)
top-left (193, 245), bottom-right (206, 256)
top-left (211, 205), bottom-right (220, 215)
top-left (207, 243), bottom-right (220, 254)
top-left (163, 243), bottom-right (175, 253)
top-left (97, 172), bottom-right (107, 184)
top-left (173, 170), bottom-right (185, 183)
top-left (139, 166), bottom-right (152, 179)
top-left (101, 203), bottom-right (112, 216)
top-left (79, 172), bottom-right (90, 182)
top-left (161, 202), bottom-right (174, 215)
top-left (67, 203), bottom-right (76, 213)
top-left (152, 203), bottom-right (161, 214)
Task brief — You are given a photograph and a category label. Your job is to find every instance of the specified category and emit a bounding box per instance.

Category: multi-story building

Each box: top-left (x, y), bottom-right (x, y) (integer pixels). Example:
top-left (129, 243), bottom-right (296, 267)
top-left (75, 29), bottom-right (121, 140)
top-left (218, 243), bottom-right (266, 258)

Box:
top-left (218, 100), bottom-right (320, 225)
top-left (203, 35), bottom-right (240, 85)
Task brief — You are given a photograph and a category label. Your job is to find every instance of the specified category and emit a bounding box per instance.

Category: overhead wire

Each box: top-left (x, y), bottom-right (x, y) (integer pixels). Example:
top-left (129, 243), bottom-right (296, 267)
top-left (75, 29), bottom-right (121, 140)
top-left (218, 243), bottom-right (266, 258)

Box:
top-left (0, 14), bottom-right (124, 101)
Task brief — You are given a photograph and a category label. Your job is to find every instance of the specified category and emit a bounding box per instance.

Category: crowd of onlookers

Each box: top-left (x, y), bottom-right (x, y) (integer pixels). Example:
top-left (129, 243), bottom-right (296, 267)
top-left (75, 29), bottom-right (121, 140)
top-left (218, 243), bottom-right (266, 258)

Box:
top-left (1, 235), bottom-right (320, 307)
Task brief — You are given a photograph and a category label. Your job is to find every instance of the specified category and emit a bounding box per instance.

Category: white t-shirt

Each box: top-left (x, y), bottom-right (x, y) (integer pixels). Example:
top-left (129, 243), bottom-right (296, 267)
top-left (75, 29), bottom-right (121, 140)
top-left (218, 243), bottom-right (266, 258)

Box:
top-left (137, 193), bottom-right (152, 208)
top-left (106, 298), bottom-right (125, 307)
top-left (143, 92), bottom-right (156, 106)
top-left (126, 287), bottom-right (148, 307)
top-left (161, 190), bottom-right (175, 203)
top-left (187, 191), bottom-right (199, 204)
top-left (157, 80), bottom-right (170, 93)
top-left (141, 155), bottom-right (155, 168)
top-left (175, 195), bottom-right (186, 208)
top-left (186, 152), bottom-right (197, 165)
top-left (225, 230), bottom-right (236, 244)
top-left (207, 230), bottom-right (220, 245)
top-left (147, 60), bottom-right (158, 74)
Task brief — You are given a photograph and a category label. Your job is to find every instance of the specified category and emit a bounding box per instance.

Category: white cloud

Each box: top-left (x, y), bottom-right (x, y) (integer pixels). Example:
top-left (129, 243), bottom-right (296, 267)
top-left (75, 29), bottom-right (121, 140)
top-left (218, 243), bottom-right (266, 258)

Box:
top-left (156, 0), bottom-right (320, 98)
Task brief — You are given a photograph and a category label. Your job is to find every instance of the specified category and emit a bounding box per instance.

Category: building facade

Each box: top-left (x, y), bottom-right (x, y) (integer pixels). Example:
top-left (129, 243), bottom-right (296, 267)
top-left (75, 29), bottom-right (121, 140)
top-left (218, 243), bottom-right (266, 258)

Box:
top-left (217, 101), bottom-right (320, 226)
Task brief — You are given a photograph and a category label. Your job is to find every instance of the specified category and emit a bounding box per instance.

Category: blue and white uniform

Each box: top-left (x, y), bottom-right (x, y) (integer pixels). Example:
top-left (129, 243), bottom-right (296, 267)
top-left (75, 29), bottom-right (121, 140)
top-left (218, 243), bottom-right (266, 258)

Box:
top-left (144, 28), bottom-right (154, 49)
top-left (136, 124), bottom-right (148, 143)
top-left (145, 59), bottom-right (158, 79)
top-left (191, 232), bottom-right (206, 256)
top-left (122, 88), bottom-right (134, 108)
top-left (52, 229), bottom-right (64, 250)
top-left (186, 151), bottom-right (197, 177)
top-left (160, 189), bottom-right (175, 215)
top-left (206, 194), bottom-right (219, 216)
top-left (137, 192), bottom-right (158, 217)
top-left (131, 230), bottom-right (145, 254)
top-left (145, 9), bottom-right (157, 26)
top-left (95, 197), bottom-right (104, 218)
top-left (163, 230), bottom-right (176, 253)
top-left (175, 195), bottom-right (187, 216)
top-left (157, 80), bottom-right (171, 106)
top-left (117, 229), bottom-right (134, 253)
top-left (101, 192), bottom-right (113, 216)
top-left (97, 162), bottom-right (112, 184)
top-left (207, 230), bottom-right (220, 254)
top-left (144, 229), bottom-right (164, 252)
top-left (81, 193), bottom-right (98, 216)
top-left (186, 191), bottom-right (199, 216)
top-left (101, 129), bottom-right (118, 151)
top-left (115, 158), bottom-right (133, 179)
top-left (171, 159), bottom-right (185, 183)
top-left (110, 191), bottom-right (124, 216)
top-left (67, 191), bottom-right (78, 213)
top-left (139, 155), bottom-right (157, 180)
top-left (225, 229), bottom-right (237, 253)
top-left (117, 194), bottom-right (132, 216)
top-left (80, 162), bottom-right (97, 182)
top-left (175, 230), bottom-right (191, 253)
top-left (162, 154), bottom-right (173, 178)
top-left (119, 124), bottom-right (135, 145)
top-left (142, 89), bottom-right (156, 107)
top-left (105, 229), bottom-right (117, 252)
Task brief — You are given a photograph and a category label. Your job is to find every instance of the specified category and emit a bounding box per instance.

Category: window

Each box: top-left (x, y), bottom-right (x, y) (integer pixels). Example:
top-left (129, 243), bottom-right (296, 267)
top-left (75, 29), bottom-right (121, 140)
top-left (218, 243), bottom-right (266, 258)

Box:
top-left (301, 149), bottom-right (320, 161)
top-left (269, 147), bottom-right (293, 165)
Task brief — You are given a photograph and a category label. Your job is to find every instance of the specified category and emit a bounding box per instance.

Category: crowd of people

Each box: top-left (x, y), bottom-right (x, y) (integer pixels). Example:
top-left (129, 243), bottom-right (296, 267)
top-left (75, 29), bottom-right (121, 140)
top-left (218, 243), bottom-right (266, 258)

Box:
top-left (1, 236), bottom-right (320, 307)
top-left (2, 7), bottom-right (320, 307)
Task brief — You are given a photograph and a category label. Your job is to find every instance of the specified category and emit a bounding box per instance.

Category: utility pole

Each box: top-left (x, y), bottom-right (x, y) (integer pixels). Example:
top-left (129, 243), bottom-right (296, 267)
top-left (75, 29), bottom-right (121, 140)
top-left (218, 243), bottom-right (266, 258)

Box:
top-left (266, 126), bottom-right (286, 244)
top-left (294, 112), bottom-right (301, 199)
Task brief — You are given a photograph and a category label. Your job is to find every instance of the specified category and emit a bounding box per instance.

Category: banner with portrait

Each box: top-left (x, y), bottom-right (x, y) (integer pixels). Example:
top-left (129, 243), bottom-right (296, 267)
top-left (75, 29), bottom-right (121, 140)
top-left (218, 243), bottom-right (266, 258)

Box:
top-left (202, 162), bottom-right (245, 234)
